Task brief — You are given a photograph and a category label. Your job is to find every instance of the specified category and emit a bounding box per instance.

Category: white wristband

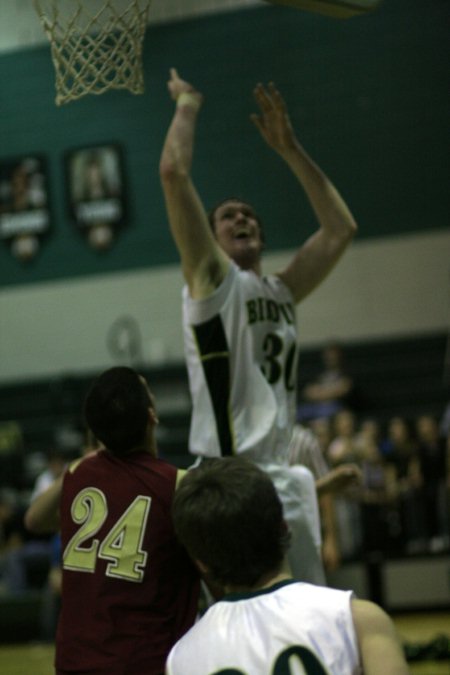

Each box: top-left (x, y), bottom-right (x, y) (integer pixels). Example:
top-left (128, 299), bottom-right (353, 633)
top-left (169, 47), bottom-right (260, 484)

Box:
top-left (176, 92), bottom-right (201, 111)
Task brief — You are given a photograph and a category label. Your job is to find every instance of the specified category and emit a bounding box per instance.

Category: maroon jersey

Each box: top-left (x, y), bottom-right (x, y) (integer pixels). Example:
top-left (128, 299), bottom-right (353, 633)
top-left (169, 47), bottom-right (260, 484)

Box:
top-left (56, 451), bottom-right (200, 675)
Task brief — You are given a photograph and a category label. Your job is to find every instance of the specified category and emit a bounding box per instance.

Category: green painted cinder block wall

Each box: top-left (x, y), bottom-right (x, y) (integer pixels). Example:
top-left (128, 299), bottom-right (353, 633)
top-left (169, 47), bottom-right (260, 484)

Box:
top-left (0, 0), bottom-right (448, 288)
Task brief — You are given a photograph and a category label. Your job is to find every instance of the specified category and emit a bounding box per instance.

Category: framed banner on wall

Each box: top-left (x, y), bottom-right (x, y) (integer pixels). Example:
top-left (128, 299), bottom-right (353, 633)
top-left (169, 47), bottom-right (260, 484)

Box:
top-left (65, 143), bottom-right (127, 251)
top-left (0, 155), bottom-right (51, 262)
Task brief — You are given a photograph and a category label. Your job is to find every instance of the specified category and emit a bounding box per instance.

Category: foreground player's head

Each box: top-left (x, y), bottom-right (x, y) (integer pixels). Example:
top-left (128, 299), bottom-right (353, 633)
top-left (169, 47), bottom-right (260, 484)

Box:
top-left (172, 457), bottom-right (290, 589)
top-left (83, 366), bottom-right (157, 456)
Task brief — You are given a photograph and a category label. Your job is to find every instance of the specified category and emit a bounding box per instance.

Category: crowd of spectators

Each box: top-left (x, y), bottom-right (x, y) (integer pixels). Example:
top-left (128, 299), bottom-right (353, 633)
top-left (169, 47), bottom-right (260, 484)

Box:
top-left (0, 347), bottom-right (448, 608)
top-left (294, 341), bottom-right (450, 562)
top-left (294, 408), bottom-right (449, 563)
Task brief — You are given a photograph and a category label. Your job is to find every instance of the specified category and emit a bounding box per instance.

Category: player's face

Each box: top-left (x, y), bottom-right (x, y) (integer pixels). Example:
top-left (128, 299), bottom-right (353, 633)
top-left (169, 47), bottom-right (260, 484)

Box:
top-left (139, 376), bottom-right (159, 456)
top-left (139, 376), bottom-right (156, 411)
top-left (212, 200), bottom-right (263, 270)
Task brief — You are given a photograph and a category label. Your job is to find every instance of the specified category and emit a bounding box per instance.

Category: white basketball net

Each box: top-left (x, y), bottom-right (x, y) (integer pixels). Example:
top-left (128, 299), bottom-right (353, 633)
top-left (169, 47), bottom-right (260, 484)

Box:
top-left (33, 0), bottom-right (153, 105)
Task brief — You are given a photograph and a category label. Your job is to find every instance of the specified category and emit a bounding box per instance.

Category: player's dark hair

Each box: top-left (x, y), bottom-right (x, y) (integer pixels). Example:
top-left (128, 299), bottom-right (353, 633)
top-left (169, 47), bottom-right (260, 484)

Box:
top-left (208, 198), bottom-right (265, 244)
top-left (83, 367), bottom-right (152, 456)
top-left (172, 457), bottom-right (290, 588)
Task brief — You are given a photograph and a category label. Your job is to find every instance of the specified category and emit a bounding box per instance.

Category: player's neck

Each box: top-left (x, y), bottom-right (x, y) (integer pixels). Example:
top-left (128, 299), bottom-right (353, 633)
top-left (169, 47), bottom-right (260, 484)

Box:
top-left (257, 558), bottom-right (293, 590)
top-left (229, 247), bottom-right (262, 276)
top-left (225, 566), bottom-right (292, 595)
top-left (120, 438), bottom-right (157, 458)
top-left (236, 258), bottom-right (262, 276)
top-left (144, 426), bottom-right (158, 457)
top-left (258, 569), bottom-right (292, 590)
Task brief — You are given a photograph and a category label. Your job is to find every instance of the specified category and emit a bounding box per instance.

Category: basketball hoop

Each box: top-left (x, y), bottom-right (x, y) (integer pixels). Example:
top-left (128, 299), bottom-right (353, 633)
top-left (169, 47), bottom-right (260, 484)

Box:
top-left (33, 0), bottom-right (153, 105)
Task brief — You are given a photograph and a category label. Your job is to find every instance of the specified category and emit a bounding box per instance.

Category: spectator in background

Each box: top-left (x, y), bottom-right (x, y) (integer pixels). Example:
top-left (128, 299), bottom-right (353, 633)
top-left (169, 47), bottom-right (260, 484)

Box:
top-left (326, 410), bottom-right (362, 561)
top-left (297, 342), bottom-right (357, 423)
top-left (0, 487), bottom-right (23, 592)
top-left (327, 409), bottom-right (360, 467)
top-left (310, 416), bottom-right (333, 456)
top-left (0, 420), bottom-right (25, 492)
top-left (355, 418), bottom-right (381, 458)
top-left (37, 431), bottom-right (103, 642)
top-left (358, 433), bottom-right (399, 556)
top-left (30, 448), bottom-right (67, 501)
top-left (415, 414), bottom-right (449, 552)
top-left (382, 416), bottom-right (425, 554)
top-left (0, 448), bottom-right (70, 598)
top-left (0, 488), bottom-right (21, 548)
top-left (289, 423), bottom-right (361, 572)
top-left (38, 531), bottom-right (62, 642)
top-left (0, 486), bottom-right (51, 594)
top-left (440, 399), bottom-right (450, 438)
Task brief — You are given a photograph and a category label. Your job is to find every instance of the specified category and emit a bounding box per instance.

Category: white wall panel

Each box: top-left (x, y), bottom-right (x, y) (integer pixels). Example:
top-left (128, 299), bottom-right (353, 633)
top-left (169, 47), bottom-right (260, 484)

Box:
top-left (0, 229), bottom-right (448, 383)
top-left (0, 0), bottom-right (261, 54)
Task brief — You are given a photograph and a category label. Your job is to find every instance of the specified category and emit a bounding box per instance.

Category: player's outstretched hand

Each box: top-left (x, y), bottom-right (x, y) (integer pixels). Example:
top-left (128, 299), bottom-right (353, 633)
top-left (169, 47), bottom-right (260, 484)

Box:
top-left (316, 463), bottom-right (363, 497)
top-left (250, 82), bottom-right (298, 157)
top-left (167, 68), bottom-right (203, 106)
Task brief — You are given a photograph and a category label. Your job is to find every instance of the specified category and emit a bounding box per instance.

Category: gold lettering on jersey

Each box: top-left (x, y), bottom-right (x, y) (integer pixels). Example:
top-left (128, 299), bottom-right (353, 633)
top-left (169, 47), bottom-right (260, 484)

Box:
top-left (246, 298), bottom-right (295, 325)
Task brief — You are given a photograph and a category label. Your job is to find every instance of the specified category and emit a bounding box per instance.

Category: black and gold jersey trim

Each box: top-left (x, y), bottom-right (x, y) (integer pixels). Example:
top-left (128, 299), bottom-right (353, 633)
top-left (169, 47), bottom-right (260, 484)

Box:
top-left (193, 316), bottom-right (235, 456)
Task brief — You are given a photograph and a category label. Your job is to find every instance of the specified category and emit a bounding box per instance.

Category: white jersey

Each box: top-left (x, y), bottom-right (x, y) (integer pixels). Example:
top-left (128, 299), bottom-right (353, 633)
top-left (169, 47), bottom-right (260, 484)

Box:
top-left (183, 264), bottom-right (325, 585)
top-left (166, 580), bottom-right (361, 675)
top-left (183, 262), bottom-right (298, 464)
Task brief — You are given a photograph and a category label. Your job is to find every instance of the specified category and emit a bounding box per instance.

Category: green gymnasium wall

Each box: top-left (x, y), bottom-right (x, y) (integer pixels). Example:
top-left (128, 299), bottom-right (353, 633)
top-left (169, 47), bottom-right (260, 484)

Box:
top-left (0, 0), bottom-right (448, 288)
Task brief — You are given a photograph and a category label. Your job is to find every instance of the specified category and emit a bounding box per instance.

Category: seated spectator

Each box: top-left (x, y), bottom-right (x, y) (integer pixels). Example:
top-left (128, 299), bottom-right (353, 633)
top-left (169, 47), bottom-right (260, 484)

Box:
top-left (297, 342), bottom-right (357, 422)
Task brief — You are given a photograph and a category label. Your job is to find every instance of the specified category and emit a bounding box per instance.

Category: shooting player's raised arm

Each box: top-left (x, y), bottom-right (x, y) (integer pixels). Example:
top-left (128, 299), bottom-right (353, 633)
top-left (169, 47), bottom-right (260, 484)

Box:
top-left (250, 82), bottom-right (357, 303)
top-left (159, 68), bottom-right (229, 300)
